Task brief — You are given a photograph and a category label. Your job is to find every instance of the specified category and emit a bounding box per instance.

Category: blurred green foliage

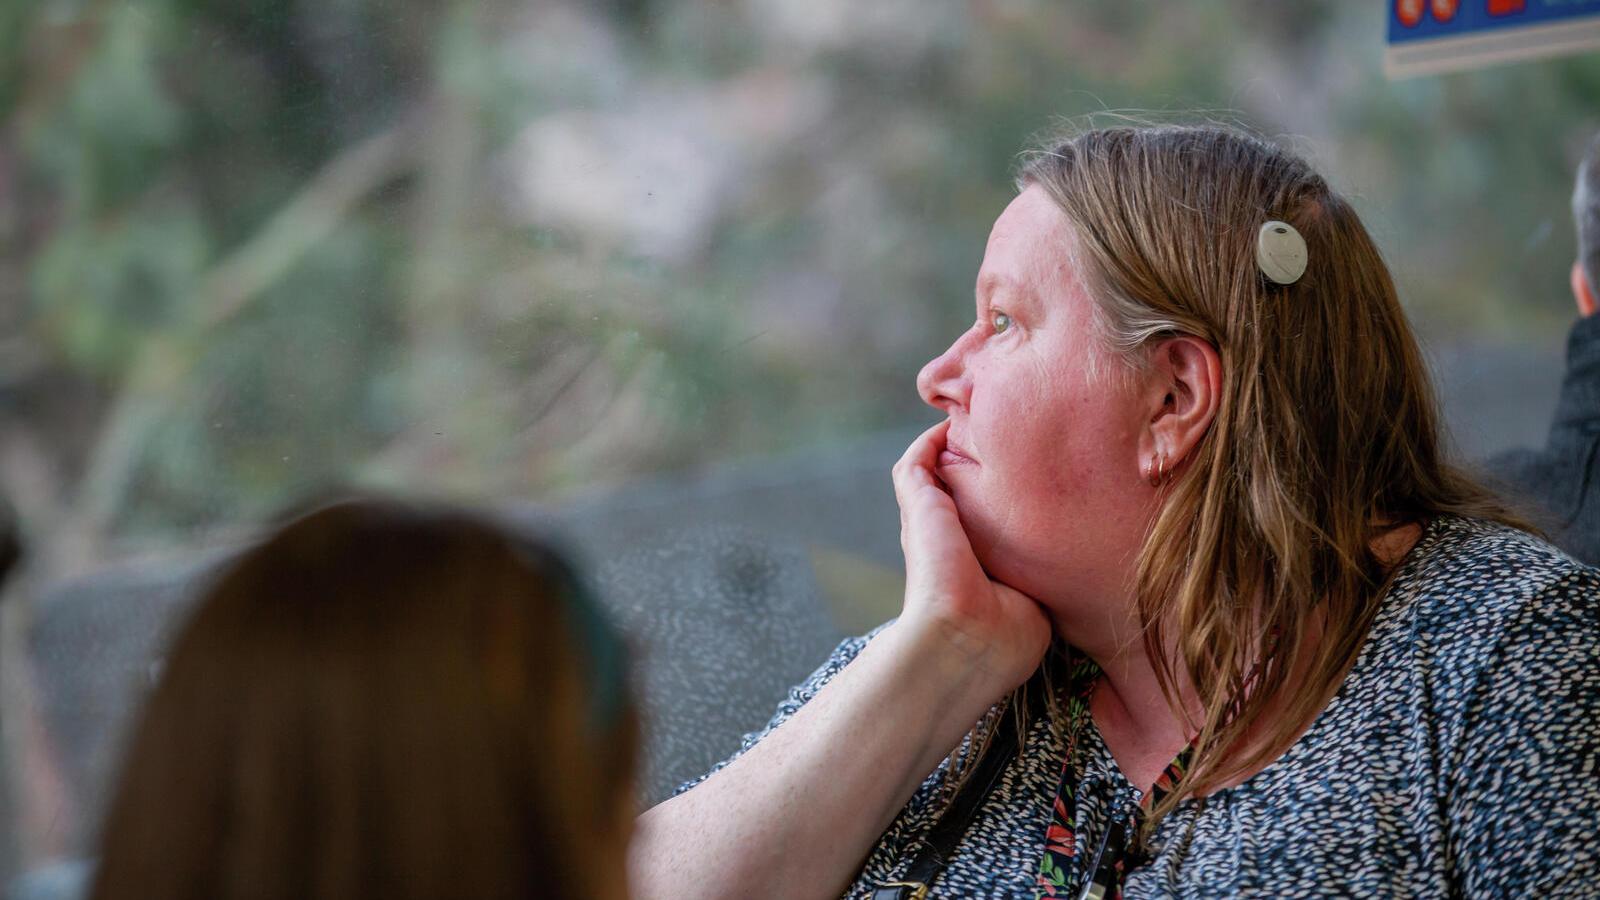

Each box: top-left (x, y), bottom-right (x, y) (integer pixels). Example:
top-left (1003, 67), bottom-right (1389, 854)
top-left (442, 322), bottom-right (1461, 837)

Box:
top-left (2, 0), bottom-right (1598, 565)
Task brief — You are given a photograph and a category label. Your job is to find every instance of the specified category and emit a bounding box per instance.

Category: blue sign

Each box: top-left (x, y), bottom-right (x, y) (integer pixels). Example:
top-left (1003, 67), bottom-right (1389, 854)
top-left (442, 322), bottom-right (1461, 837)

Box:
top-left (1386, 0), bottom-right (1600, 77)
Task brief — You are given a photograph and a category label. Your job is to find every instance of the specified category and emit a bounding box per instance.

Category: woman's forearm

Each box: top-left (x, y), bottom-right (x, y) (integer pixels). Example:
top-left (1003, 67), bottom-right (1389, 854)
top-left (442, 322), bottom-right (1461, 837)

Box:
top-left (626, 615), bottom-right (1013, 900)
top-left (629, 423), bottom-right (1051, 899)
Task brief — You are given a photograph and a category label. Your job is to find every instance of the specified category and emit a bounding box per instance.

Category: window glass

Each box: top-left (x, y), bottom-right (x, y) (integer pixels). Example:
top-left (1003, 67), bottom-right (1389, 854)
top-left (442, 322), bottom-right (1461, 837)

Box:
top-left (2, 0), bottom-right (1596, 887)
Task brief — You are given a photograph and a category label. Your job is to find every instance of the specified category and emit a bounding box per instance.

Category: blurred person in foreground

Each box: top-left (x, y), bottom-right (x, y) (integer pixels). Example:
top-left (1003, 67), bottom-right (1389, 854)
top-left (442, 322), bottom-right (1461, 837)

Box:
top-left (628, 125), bottom-right (1600, 899)
top-left (1487, 130), bottom-right (1600, 564)
top-left (88, 497), bottom-right (636, 900)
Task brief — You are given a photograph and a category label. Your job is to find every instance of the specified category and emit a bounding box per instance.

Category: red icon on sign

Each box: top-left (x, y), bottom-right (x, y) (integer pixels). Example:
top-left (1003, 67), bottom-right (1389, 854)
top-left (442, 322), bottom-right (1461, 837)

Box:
top-left (1397, 0), bottom-right (1424, 27)
top-left (1431, 0), bottom-right (1459, 21)
top-left (1487, 0), bottom-right (1526, 15)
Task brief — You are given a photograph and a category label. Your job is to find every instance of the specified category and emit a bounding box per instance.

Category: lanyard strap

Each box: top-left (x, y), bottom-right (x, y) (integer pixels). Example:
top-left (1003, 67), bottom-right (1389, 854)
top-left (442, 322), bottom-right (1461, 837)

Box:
top-left (872, 682), bottom-right (1046, 900)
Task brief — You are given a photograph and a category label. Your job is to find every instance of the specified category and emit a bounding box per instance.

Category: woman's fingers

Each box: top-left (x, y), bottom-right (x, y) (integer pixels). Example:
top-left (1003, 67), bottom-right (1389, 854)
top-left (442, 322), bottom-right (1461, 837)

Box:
top-left (893, 419), bottom-right (983, 600)
top-left (892, 420), bottom-right (950, 513)
top-left (893, 420), bottom-right (953, 550)
top-left (889, 423), bottom-right (1053, 692)
top-left (899, 418), bottom-right (949, 473)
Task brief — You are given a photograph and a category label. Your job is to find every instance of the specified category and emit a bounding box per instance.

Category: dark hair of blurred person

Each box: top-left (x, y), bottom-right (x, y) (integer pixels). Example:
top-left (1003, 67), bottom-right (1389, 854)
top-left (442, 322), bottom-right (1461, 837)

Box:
top-left (88, 497), bottom-right (635, 900)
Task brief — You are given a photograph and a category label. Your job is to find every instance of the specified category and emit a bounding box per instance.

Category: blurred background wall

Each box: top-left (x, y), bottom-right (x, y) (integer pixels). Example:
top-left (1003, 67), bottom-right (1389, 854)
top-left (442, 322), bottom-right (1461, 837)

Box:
top-left (2, 0), bottom-right (1598, 885)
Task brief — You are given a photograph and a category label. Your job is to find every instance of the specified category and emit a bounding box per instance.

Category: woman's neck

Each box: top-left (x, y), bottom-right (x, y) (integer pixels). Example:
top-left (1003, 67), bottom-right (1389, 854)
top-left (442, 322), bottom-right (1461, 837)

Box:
top-left (1058, 520), bottom-right (1425, 796)
top-left (1077, 630), bottom-right (1205, 793)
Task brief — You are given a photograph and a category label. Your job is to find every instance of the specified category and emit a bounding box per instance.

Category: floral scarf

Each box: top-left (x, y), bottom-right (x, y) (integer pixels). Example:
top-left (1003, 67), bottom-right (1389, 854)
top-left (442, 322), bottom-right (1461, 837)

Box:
top-left (1034, 655), bottom-right (1194, 900)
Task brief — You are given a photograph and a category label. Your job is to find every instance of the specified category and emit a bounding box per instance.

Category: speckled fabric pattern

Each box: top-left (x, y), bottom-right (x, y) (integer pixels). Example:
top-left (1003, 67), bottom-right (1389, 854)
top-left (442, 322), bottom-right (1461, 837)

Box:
top-left (678, 516), bottom-right (1600, 897)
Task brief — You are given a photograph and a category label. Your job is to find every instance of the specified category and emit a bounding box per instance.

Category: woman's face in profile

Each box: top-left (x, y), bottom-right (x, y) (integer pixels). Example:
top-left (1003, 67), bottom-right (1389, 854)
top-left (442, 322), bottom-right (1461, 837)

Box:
top-left (916, 186), bottom-right (1151, 608)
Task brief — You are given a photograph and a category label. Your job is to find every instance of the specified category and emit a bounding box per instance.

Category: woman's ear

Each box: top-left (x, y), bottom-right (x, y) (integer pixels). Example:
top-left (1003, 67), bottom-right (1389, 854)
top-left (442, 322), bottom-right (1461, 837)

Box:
top-left (1140, 335), bottom-right (1222, 477)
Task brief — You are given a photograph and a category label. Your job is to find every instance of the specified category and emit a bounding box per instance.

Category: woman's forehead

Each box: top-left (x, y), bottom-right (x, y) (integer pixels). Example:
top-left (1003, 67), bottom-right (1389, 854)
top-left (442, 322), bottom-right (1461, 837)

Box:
top-left (988, 185), bottom-right (1068, 249)
top-left (978, 188), bottom-right (1080, 308)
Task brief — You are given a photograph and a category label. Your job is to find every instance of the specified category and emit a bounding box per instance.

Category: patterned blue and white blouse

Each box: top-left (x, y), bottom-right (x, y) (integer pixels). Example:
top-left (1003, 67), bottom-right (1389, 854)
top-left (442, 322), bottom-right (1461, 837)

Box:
top-left (679, 516), bottom-right (1600, 897)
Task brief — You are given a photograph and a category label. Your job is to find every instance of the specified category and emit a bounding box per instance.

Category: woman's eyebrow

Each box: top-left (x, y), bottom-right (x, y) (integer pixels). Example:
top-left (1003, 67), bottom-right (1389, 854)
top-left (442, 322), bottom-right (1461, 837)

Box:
top-left (977, 272), bottom-right (1019, 304)
top-left (975, 272), bottom-right (1001, 308)
top-left (978, 273), bottom-right (1040, 313)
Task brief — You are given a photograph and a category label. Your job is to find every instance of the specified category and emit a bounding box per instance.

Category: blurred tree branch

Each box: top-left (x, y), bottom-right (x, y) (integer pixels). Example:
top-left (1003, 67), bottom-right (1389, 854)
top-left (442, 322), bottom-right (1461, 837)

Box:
top-left (201, 115), bottom-right (417, 330)
top-left (61, 111), bottom-right (421, 562)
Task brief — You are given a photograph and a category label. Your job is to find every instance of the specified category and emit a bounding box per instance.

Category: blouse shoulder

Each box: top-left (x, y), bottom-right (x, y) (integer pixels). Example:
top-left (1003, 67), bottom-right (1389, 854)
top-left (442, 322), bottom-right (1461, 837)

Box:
top-left (1395, 515), bottom-right (1597, 651)
top-left (1397, 519), bottom-right (1600, 893)
top-left (1372, 516), bottom-right (1597, 767)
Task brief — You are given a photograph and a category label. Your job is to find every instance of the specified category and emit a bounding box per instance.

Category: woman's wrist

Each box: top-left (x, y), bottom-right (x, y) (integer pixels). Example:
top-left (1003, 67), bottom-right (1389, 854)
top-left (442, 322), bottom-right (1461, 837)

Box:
top-left (873, 614), bottom-right (1028, 731)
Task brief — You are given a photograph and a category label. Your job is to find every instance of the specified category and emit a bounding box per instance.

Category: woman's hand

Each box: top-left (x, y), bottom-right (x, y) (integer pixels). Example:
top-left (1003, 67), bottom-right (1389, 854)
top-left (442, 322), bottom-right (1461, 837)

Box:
top-left (629, 419), bottom-right (1053, 900)
top-left (891, 419), bottom-right (1052, 694)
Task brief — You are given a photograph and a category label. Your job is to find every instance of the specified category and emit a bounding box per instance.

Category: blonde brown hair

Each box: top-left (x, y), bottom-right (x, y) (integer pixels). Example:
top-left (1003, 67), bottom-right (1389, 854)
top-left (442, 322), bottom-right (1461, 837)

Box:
top-left (90, 498), bottom-right (636, 900)
top-left (1010, 124), bottom-right (1526, 824)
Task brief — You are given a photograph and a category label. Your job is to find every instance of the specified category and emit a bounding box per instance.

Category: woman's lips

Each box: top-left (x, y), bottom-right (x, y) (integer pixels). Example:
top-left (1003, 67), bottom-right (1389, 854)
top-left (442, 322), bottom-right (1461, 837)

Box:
top-left (938, 448), bottom-right (976, 467)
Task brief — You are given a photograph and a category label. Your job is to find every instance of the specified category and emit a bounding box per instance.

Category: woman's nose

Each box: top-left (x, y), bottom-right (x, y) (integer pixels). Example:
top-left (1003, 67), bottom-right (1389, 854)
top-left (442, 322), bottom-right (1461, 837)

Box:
top-left (917, 333), bottom-right (971, 413)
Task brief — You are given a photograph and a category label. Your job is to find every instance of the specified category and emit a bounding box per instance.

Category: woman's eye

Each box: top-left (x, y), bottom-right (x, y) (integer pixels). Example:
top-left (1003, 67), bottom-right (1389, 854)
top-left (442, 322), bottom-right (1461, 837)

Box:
top-left (991, 312), bottom-right (1013, 334)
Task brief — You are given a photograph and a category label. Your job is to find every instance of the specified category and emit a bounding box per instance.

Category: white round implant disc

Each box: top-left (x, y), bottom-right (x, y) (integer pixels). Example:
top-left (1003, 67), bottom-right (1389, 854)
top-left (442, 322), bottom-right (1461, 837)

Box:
top-left (1256, 221), bottom-right (1308, 285)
